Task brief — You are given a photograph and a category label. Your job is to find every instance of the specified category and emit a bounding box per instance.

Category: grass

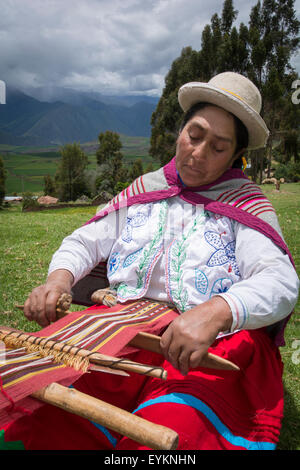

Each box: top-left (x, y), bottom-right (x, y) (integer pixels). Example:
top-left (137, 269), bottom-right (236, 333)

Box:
top-left (261, 183), bottom-right (300, 450)
top-left (0, 182), bottom-right (299, 449)
top-left (0, 205), bottom-right (97, 333)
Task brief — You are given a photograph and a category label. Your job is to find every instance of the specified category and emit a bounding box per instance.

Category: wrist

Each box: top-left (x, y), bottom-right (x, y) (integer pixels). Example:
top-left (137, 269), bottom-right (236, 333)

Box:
top-left (205, 296), bottom-right (233, 333)
top-left (47, 269), bottom-right (74, 292)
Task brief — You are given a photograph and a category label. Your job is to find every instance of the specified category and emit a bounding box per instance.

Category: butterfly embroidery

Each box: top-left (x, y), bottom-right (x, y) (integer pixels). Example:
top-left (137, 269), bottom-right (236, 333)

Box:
top-left (204, 231), bottom-right (240, 275)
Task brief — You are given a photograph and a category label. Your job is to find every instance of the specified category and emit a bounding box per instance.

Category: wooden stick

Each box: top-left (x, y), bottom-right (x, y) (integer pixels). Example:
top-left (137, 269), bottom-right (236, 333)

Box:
top-left (129, 332), bottom-right (240, 371)
top-left (32, 382), bottom-right (178, 450)
top-left (0, 325), bottom-right (176, 448)
top-left (15, 297), bottom-right (239, 371)
top-left (0, 327), bottom-right (167, 380)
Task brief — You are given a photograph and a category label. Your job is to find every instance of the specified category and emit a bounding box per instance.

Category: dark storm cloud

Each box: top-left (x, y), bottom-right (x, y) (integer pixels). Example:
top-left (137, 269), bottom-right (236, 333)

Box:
top-left (0, 0), bottom-right (298, 96)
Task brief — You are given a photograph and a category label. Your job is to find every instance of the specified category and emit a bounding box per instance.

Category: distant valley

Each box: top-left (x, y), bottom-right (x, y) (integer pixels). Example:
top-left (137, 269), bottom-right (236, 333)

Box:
top-left (1, 134), bottom-right (156, 195)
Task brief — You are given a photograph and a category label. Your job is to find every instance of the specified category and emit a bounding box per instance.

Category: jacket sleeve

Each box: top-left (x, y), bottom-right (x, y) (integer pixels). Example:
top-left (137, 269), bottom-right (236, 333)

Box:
top-left (217, 221), bottom-right (299, 331)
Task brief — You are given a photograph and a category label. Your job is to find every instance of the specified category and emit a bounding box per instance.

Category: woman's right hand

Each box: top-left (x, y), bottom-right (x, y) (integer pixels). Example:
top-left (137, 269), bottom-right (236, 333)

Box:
top-left (23, 269), bottom-right (74, 328)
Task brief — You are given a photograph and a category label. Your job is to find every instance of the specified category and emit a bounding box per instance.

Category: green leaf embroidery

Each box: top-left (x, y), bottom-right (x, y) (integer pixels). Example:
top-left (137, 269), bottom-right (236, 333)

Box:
top-left (169, 213), bottom-right (206, 311)
top-left (116, 200), bottom-right (168, 298)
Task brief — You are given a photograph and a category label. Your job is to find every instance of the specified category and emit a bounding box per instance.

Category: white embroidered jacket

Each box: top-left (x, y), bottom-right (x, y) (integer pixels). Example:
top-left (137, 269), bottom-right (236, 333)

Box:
top-left (48, 196), bottom-right (299, 335)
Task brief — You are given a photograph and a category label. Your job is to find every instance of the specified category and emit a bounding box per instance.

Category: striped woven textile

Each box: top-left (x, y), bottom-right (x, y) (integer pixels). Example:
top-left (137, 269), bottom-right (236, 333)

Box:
top-left (0, 300), bottom-right (177, 426)
top-left (92, 157), bottom-right (278, 227)
top-left (44, 299), bottom-right (176, 355)
top-left (215, 181), bottom-right (275, 217)
top-left (106, 173), bottom-right (275, 219)
top-left (109, 174), bottom-right (147, 206)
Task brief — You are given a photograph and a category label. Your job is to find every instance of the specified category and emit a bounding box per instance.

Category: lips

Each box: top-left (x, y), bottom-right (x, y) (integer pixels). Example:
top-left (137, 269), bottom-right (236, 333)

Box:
top-left (184, 165), bottom-right (202, 173)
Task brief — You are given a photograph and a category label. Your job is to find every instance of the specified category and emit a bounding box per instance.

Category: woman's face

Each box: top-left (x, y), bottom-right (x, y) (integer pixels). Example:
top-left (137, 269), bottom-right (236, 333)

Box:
top-left (176, 105), bottom-right (239, 187)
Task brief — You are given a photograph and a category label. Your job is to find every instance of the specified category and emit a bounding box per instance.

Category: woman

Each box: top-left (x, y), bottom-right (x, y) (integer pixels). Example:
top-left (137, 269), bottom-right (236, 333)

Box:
top-left (2, 72), bottom-right (299, 450)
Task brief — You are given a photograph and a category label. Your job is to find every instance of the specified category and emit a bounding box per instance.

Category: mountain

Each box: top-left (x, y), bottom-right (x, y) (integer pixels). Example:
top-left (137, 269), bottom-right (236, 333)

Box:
top-left (0, 87), bottom-right (159, 146)
top-left (22, 85), bottom-right (159, 108)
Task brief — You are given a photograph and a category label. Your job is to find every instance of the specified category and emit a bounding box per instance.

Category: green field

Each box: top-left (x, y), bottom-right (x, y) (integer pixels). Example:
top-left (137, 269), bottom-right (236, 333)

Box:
top-left (0, 135), bottom-right (157, 195)
top-left (0, 183), bottom-right (299, 449)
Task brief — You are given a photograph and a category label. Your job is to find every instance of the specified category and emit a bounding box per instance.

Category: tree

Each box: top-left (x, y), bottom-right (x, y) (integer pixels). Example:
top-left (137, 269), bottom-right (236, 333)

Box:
top-left (283, 130), bottom-right (299, 162)
top-left (150, 1), bottom-right (246, 166)
top-left (247, 0), bottom-right (299, 181)
top-left (95, 167), bottom-right (115, 194)
top-left (55, 143), bottom-right (89, 201)
top-left (43, 174), bottom-right (56, 196)
top-left (95, 131), bottom-right (133, 195)
top-left (150, 0), bottom-right (299, 180)
top-left (96, 131), bottom-right (126, 181)
top-left (0, 156), bottom-right (5, 207)
top-left (145, 162), bottom-right (154, 174)
top-left (129, 159), bottom-right (144, 181)
top-left (221, 0), bottom-right (238, 35)
top-left (96, 131), bottom-right (122, 165)
top-left (150, 46), bottom-right (202, 165)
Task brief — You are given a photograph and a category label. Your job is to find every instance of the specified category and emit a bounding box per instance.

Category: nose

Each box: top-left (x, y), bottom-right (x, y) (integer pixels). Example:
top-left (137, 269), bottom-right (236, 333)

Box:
top-left (192, 140), bottom-right (209, 161)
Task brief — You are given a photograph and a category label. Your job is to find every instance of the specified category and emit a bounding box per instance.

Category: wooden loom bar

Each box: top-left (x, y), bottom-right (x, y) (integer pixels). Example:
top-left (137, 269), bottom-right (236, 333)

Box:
top-left (16, 296), bottom-right (240, 371)
top-left (32, 382), bottom-right (179, 450)
top-left (0, 325), bottom-right (178, 449)
top-left (6, 297), bottom-right (235, 449)
top-left (0, 327), bottom-right (167, 380)
top-left (130, 332), bottom-right (240, 371)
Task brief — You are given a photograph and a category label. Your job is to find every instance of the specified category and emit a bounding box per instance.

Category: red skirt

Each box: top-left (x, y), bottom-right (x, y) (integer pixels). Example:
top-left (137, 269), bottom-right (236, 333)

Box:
top-left (1, 328), bottom-right (284, 450)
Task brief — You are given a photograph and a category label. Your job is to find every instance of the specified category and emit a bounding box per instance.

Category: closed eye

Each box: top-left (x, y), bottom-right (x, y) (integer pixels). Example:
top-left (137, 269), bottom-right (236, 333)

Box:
top-left (189, 133), bottom-right (201, 142)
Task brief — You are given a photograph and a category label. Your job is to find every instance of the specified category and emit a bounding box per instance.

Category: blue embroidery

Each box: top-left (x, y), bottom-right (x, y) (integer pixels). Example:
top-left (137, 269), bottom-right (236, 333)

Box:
top-left (205, 231), bottom-right (240, 275)
top-left (195, 269), bottom-right (208, 294)
top-left (108, 252), bottom-right (120, 275)
top-left (122, 207), bottom-right (151, 243)
top-left (210, 278), bottom-right (233, 297)
top-left (123, 248), bottom-right (143, 268)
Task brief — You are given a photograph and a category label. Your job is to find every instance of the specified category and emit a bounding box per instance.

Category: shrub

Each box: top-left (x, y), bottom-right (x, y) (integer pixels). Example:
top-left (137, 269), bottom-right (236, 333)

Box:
top-left (274, 162), bottom-right (300, 182)
top-left (22, 192), bottom-right (39, 211)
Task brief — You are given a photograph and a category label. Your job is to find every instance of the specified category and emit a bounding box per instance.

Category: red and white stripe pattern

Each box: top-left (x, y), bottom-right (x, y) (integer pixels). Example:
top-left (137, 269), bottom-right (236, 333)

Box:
top-left (216, 182), bottom-right (275, 218)
top-left (108, 175), bottom-right (147, 208)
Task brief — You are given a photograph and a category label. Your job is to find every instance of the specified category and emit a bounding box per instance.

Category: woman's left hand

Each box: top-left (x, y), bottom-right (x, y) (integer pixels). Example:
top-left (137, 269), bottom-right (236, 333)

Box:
top-left (160, 296), bottom-right (233, 376)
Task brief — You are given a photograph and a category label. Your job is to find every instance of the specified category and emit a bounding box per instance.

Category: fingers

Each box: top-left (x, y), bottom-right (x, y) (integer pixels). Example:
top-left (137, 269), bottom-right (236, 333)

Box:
top-left (160, 321), bottom-right (210, 376)
top-left (22, 271), bottom-right (74, 328)
top-left (160, 325), bottom-right (191, 376)
top-left (160, 326), bottom-right (174, 364)
top-left (23, 285), bottom-right (62, 327)
top-left (176, 348), bottom-right (190, 376)
top-left (45, 290), bottom-right (62, 324)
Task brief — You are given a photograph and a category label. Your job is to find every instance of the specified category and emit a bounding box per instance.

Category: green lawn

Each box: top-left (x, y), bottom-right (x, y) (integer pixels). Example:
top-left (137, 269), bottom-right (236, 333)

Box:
top-left (0, 182), bottom-right (299, 449)
top-left (261, 183), bottom-right (300, 450)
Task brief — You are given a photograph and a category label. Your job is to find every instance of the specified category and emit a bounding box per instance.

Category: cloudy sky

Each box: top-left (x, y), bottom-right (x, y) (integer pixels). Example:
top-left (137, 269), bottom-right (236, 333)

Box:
top-left (0, 0), bottom-right (299, 97)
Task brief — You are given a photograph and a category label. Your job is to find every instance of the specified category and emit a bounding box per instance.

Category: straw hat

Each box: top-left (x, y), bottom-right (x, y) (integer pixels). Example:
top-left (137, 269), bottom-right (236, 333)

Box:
top-left (178, 72), bottom-right (269, 149)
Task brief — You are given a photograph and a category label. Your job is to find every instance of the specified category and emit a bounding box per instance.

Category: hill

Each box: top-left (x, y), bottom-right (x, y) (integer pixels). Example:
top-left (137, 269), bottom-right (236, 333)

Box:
top-left (0, 87), bottom-right (158, 146)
